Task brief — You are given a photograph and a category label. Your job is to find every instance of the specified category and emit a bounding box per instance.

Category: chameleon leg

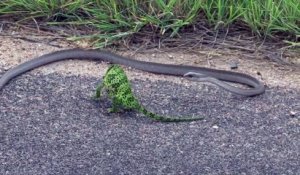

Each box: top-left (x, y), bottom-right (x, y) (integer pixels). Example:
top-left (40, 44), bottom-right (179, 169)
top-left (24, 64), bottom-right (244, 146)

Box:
top-left (108, 97), bottom-right (122, 113)
top-left (94, 82), bottom-right (105, 99)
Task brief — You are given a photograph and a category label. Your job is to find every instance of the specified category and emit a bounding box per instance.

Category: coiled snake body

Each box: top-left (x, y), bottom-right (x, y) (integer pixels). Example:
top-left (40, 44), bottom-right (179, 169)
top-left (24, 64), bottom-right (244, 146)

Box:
top-left (0, 49), bottom-right (265, 96)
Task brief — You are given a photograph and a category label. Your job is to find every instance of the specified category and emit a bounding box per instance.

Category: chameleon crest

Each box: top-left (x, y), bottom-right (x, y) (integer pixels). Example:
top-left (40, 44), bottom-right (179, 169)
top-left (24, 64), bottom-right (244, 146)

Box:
top-left (94, 64), bottom-right (204, 122)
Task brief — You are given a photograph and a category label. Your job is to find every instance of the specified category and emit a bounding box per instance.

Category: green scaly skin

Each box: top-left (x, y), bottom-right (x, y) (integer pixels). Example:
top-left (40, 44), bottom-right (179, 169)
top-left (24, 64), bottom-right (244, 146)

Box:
top-left (94, 64), bottom-right (205, 122)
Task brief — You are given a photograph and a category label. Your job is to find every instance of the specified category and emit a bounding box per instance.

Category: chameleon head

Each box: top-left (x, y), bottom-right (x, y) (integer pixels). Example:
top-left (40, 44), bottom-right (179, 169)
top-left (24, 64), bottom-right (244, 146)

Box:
top-left (104, 65), bottom-right (129, 85)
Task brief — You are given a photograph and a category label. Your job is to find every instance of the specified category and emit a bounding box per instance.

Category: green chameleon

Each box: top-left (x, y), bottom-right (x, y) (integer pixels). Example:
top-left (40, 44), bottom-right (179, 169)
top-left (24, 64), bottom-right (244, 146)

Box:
top-left (94, 64), bottom-right (204, 122)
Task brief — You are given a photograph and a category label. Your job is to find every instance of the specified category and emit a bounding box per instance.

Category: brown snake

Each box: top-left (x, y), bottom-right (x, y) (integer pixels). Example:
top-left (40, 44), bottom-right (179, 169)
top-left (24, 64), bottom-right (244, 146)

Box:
top-left (0, 49), bottom-right (265, 96)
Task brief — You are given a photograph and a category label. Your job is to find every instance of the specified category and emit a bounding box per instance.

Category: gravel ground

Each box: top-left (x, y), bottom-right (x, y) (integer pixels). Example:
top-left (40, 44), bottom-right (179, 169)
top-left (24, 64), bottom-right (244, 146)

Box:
top-left (0, 71), bottom-right (299, 175)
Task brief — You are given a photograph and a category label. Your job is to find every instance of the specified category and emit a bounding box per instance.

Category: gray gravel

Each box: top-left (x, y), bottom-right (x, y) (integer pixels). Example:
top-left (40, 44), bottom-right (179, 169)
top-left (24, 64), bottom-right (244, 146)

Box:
top-left (0, 72), bottom-right (299, 175)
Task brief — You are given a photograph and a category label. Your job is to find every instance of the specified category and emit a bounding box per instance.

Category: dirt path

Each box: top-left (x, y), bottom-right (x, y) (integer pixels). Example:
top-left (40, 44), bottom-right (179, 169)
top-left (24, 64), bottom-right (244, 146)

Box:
top-left (0, 34), bottom-right (299, 89)
top-left (0, 32), bottom-right (299, 174)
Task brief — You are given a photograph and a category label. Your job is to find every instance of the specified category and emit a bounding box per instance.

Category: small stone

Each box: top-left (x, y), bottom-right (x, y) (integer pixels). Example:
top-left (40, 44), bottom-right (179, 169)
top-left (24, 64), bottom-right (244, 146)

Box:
top-left (229, 61), bottom-right (239, 69)
top-left (212, 125), bottom-right (219, 129)
top-left (290, 110), bottom-right (297, 117)
top-left (257, 71), bottom-right (262, 76)
top-left (168, 54), bottom-right (174, 59)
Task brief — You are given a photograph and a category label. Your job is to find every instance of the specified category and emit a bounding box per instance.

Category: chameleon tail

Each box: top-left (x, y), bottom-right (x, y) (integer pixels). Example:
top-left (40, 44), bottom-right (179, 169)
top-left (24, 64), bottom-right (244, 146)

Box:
top-left (138, 106), bottom-right (204, 122)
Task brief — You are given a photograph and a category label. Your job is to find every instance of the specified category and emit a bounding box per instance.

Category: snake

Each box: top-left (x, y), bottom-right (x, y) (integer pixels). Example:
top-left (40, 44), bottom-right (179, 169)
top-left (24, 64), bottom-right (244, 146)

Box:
top-left (0, 48), bottom-right (265, 96)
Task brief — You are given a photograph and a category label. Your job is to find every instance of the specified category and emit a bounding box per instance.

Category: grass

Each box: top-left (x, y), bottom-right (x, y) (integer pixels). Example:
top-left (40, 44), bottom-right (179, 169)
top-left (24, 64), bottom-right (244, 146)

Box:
top-left (0, 0), bottom-right (299, 47)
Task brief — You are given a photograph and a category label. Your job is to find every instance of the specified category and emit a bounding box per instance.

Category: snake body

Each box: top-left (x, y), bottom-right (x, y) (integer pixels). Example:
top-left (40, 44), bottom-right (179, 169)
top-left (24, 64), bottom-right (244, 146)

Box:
top-left (0, 48), bottom-right (265, 96)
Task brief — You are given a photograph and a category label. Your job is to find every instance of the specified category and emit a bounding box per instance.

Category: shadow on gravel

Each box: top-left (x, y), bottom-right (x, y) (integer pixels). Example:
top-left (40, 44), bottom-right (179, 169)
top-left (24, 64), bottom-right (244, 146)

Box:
top-left (0, 72), bottom-right (299, 174)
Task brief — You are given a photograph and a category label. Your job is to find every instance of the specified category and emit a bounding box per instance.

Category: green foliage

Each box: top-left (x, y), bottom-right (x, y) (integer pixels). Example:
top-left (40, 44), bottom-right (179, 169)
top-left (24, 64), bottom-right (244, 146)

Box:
top-left (0, 0), bottom-right (299, 46)
top-left (202, 0), bottom-right (242, 27)
top-left (239, 0), bottom-right (300, 36)
top-left (0, 0), bottom-right (84, 21)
